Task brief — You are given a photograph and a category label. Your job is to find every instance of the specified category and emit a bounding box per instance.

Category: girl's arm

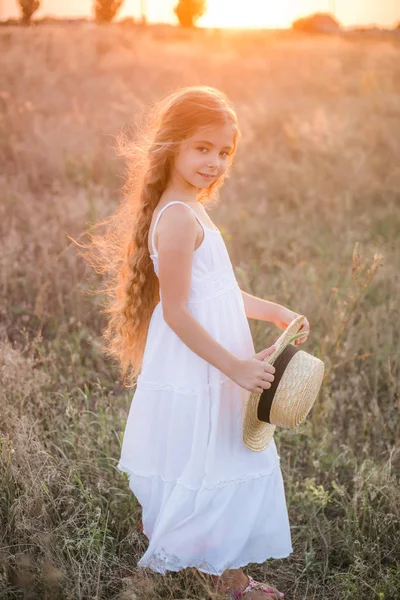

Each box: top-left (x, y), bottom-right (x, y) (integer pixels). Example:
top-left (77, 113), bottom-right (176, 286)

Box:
top-left (240, 290), bottom-right (283, 323)
top-left (240, 289), bottom-right (310, 345)
top-left (156, 205), bottom-right (240, 378)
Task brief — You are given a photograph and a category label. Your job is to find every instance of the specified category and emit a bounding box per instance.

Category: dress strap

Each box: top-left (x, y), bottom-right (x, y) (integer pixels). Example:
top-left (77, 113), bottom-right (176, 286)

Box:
top-left (151, 201), bottom-right (206, 256)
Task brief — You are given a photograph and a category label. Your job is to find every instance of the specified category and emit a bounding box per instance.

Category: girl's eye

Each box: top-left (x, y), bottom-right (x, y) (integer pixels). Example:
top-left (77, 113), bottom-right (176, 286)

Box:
top-left (197, 147), bottom-right (229, 158)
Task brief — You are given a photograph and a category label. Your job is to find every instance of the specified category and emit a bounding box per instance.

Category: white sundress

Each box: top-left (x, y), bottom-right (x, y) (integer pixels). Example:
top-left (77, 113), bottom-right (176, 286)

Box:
top-left (117, 200), bottom-right (293, 576)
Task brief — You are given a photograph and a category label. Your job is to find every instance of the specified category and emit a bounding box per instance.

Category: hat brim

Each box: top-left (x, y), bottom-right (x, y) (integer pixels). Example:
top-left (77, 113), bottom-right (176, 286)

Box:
top-left (242, 394), bottom-right (276, 451)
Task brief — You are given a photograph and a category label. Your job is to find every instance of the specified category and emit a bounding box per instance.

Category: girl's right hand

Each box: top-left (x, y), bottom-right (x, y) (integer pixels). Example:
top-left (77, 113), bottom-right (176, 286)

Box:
top-left (230, 345), bottom-right (276, 393)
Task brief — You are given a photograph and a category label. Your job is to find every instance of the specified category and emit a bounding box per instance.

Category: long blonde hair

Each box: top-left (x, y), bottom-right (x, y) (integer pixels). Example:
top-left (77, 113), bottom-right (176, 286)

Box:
top-left (82, 85), bottom-right (241, 386)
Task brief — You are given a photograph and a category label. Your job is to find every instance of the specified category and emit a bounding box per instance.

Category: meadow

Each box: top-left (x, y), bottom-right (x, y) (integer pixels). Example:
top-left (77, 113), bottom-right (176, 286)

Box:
top-left (0, 22), bottom-right (399, 600)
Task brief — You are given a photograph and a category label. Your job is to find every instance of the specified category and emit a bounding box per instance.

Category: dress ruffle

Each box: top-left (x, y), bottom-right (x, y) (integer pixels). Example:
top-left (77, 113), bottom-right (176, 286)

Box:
top-left (118, 458), bottom-right (293, 575)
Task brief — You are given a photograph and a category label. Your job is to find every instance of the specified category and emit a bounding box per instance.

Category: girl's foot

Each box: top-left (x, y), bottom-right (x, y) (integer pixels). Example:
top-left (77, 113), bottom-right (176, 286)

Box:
top-left (212, 569), bottom-right (284, 600)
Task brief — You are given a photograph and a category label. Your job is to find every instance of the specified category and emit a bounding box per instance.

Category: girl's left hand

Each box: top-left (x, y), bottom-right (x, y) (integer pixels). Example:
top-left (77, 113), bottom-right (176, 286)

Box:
top-left (273, 307), bottom-right (310, 346)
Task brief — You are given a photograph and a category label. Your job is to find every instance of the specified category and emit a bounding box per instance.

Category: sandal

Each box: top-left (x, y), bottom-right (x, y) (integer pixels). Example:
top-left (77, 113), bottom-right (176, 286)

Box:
top-left (211, 574), bottom-right (284, 599)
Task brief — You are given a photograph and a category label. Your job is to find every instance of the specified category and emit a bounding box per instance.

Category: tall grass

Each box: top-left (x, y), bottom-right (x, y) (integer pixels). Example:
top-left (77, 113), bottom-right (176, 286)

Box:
top-left (0, 24), bottom-right (399, 599)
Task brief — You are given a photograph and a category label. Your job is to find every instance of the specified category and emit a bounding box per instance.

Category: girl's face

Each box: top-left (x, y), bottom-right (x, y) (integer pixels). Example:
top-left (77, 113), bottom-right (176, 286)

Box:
top-left (172, 123), bottom-right (235, 192)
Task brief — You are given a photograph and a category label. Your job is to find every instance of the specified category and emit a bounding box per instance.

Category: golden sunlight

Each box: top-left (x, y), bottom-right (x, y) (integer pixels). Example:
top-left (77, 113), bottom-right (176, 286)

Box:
top-left (198, 0), bottom-right (297, 29)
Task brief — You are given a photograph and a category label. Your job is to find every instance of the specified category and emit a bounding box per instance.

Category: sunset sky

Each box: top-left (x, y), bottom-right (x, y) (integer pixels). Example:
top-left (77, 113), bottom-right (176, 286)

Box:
top-left (2, 0), bottom-right (399, 28)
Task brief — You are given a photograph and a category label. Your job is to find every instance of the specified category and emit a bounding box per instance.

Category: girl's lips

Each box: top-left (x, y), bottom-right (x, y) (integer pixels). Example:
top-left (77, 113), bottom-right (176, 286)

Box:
top-left (199, 173), bottom-right (216, 179)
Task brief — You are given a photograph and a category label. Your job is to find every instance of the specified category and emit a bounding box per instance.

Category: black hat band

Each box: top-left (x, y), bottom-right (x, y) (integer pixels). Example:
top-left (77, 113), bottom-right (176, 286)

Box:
top-left (257, 344), bottom-right (300, 424)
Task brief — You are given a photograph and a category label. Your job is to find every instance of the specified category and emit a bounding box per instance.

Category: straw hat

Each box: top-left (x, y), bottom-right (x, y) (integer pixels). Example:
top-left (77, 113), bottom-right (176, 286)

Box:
top-left (242, 315), bottom-right (325, 452)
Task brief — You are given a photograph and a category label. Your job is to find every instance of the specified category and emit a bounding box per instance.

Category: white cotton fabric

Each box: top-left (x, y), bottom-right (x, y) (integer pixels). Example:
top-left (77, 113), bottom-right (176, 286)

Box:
top-left (117, 200), bottom-right (293, 575)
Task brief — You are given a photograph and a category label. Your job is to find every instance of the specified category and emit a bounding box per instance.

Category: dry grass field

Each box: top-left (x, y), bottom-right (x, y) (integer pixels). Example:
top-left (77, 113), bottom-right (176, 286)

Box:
top-left (0, 23), bottom-right (399, 600)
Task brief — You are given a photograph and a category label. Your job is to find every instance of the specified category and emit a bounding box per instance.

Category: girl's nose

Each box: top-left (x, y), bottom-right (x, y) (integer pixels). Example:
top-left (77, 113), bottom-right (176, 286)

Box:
top-left (207, 158), bottom-right (219, 169)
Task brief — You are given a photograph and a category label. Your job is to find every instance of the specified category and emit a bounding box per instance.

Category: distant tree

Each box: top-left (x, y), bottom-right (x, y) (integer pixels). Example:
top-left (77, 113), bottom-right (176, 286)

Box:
top-left (174, 0), bottom-right (207, 28)
top-left (292, 12), bottom-right (341, 33)
top-left (18, 0), bottom-right (40, 25)
top-left (94, 0), bottom-right (124, 23)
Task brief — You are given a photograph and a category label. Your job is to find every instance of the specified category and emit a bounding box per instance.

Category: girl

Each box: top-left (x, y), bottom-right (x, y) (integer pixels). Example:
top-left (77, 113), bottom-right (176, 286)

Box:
top-left (87, 86), bottom-right (309, 600)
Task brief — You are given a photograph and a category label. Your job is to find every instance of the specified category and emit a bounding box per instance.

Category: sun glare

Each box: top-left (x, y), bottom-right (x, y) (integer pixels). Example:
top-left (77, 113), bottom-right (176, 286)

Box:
top-left (198, 0), bottom-right (297, 29)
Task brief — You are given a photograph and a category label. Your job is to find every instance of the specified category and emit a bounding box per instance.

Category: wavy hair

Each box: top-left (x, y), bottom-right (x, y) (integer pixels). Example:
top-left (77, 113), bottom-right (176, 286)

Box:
top-left (81, 85), bottom-right (241, 386)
